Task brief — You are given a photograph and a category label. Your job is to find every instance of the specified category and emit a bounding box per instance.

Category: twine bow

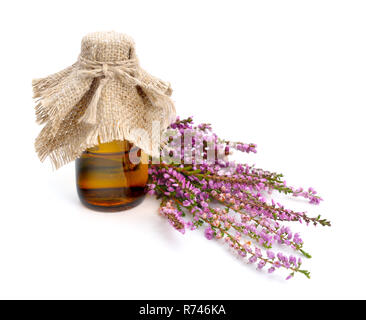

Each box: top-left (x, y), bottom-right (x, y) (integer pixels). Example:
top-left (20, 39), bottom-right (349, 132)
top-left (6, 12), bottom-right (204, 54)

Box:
top-left (33, 31), bottom-right (176, 169)
top-left (77, 56), bottom-right (171, 125)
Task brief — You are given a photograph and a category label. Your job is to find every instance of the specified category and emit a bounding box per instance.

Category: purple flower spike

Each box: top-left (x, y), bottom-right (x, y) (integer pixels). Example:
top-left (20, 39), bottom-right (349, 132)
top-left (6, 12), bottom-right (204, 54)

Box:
top-left (148, 117), bottom-right (328, 280)
top-left (204, 227), bottom-right (214, 240)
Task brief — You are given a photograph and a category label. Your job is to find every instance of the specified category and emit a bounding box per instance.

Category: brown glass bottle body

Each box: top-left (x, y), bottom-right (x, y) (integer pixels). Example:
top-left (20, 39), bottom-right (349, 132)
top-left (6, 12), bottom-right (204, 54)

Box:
top-left (76, 140), bottom-right (148, 211)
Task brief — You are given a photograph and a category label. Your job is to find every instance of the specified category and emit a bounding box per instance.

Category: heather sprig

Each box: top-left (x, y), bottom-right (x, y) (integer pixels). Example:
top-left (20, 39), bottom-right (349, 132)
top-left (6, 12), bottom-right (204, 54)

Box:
top-left (147, 117), bottom-right (330, 279)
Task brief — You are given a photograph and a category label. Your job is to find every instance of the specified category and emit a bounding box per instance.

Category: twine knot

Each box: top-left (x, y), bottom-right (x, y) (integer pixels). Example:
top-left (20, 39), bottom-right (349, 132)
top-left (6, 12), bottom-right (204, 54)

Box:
top-left (32, 31), bottom-right (175, 169)
top-left (77, 56), bottom-right (140, 125)
top-left (102, 63), bottom-right (112, 79)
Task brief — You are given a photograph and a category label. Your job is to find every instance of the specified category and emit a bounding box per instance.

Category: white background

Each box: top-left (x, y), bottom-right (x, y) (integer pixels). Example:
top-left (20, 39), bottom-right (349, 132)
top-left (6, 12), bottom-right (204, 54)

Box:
top-left (0, 0), bottom-right (365, 300)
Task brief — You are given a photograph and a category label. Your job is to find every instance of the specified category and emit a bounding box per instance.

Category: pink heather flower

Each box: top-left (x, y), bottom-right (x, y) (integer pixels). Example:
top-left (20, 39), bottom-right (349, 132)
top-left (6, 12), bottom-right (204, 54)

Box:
top-left (249, 256), bottom-right (257, 264)
top-left (308, 187), bottom-right (316, 194)
top-left (148, 117), bottom-right (328, 280)
top-left (177, 227), bottom-right (186, 235)
top-left (239, 250), bottom-right (247, 257)
top-left (266, 251), bottom-right (275, 260)
top-left (255, 248), bottom-right (262, 258)
top-left (293, 233), bottom-right (303, 244)
top-left (216, 233), bottom-right (223, 239)
top-left (182, 200), bottom-right (191, 207)
top-left (289, 256), bottom-right (297, 265)
top-left (286, 274), bottom-right (294, 280)
top-left (268, 267), bottom-right (276, 274)
top-left (185, 221), bottom-right (193, 229)
top-left (200, 201), bottom-right (209, 208)
top-left (204, 227), bottom-right (214, 240)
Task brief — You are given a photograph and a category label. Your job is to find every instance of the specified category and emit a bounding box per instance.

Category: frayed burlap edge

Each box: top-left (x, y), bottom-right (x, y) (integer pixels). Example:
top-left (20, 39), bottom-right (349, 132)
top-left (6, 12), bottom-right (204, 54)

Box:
top-left (33, 32), bottom-right (175, 169)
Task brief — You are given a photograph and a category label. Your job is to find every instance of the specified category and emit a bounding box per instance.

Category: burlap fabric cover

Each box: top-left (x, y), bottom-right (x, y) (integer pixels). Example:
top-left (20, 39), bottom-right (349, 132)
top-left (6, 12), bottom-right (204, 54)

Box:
top-left (33, 31), bottom-right (175, 169)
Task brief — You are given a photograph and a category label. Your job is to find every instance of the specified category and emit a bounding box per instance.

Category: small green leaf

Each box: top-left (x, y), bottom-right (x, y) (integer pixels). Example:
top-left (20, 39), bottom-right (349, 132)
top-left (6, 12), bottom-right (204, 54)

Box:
top-left (300, 249), bottom-right (312, 259)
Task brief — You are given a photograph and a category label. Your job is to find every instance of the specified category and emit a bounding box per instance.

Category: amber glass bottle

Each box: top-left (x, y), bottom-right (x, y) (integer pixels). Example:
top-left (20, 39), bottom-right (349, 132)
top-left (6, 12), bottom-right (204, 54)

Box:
top-left (76, 140), bottom-right (148, 211)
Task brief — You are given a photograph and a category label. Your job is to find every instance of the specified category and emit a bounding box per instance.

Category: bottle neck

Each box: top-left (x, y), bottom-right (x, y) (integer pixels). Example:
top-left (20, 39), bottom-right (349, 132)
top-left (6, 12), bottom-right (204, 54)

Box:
top-left (85, 140), bottom-right (133, 154)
